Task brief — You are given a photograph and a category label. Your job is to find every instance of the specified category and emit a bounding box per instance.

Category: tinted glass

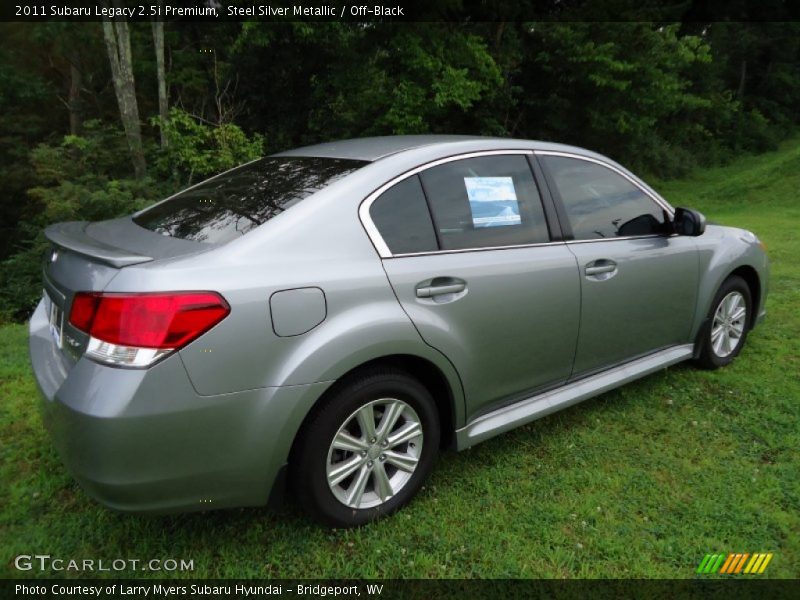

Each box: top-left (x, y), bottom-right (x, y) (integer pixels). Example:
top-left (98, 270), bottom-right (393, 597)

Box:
top-left (134, 157), bottom-right (367, 243)
top-left (419, 155), bottom-right (550, 250)
top-left (370, 176), bottom-right (438, 254)
top-left (542, 156), bottom-right (666, 240)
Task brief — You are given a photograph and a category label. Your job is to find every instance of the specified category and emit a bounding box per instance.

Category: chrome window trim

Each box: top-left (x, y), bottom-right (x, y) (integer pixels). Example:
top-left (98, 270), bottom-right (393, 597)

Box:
top-left (358, 150), bottom-right (538, 258)
top-left (565, 233), bottom-right (675, 246)
top-left (385, 240), bottom-right (566, 259)
top-left (358, 149), bottom-right (677, 258)
top-left (533, 150), bottom-right (675, 217)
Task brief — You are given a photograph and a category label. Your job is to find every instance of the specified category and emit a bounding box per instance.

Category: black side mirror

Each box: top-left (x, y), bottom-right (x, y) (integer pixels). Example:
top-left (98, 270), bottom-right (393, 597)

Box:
top-left (673, 207), bottom-right (706, 236)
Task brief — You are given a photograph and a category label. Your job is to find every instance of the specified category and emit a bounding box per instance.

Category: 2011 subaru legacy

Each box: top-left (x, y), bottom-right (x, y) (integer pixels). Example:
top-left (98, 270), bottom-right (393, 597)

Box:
top-left (29, 136), bottom-right (769, 527)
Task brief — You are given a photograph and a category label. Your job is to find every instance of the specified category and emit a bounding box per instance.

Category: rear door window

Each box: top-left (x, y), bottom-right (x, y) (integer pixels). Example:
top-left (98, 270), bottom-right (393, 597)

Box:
top-left (419, 155), bottom-right (550, 251)
top-left (134, 157), bottom-right (367, 243)
top-left (369, 175), bottom-right (438, 255)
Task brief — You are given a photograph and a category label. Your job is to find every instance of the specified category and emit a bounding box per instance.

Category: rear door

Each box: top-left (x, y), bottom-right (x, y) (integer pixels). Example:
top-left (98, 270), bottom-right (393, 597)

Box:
top-left (538, 153), bottom-right (699, 377)
top-left (365, 152), bottom-right (581, 421)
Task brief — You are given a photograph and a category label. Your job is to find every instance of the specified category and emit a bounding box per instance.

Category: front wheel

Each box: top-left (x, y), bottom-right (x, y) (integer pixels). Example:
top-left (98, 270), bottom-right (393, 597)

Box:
top-left (291, 368), bottom-right (440, 527)
top-left (695, 275), bottom-right (752, 369)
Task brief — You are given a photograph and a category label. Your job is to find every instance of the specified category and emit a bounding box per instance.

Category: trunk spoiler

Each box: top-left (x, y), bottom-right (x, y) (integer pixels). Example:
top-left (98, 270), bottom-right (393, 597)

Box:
top-left (45, 221), bottom-right (153, 268)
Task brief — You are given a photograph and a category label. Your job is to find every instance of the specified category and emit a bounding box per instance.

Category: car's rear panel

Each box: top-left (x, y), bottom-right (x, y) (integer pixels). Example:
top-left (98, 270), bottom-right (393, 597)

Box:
top-left (31, 294), bottom-right (330, 512)
top-left (41, 218), bottom-right (212, 365)
top-left (30, 216), bottom-right (326, 513)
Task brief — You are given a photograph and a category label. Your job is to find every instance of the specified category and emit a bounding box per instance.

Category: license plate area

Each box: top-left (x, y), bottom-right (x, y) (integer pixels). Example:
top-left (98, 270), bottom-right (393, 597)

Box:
top-left (43, 290), bottom-right (64, 349)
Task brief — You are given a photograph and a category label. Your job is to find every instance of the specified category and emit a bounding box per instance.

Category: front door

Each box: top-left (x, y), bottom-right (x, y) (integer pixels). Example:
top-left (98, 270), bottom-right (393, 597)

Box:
top-left (538, 153), bottom-right (699, 376)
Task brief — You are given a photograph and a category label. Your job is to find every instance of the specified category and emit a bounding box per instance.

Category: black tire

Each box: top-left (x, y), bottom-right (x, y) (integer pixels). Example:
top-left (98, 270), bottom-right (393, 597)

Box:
top-left (695, 275), bottom-right (752, 370)
top-left (290, 368), bottom-right (440, 527)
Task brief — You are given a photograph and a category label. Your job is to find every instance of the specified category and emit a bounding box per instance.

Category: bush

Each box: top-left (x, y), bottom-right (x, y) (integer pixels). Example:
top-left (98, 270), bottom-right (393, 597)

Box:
top-left (0, 122), bottom-right (168, 322)
top-left (151, 108), bottom-right (264, 183)
top-left (0, 114), bottom-right (266, 321)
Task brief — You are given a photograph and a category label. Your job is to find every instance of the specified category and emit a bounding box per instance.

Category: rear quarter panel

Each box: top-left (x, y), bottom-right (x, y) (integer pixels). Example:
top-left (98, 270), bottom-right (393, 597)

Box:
top-left (103, 167), bottom-right (467, 427)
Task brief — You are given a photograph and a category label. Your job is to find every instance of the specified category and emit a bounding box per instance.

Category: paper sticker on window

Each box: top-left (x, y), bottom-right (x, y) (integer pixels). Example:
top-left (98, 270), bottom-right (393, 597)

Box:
top-left (464, 177), bottom-right (521, 228)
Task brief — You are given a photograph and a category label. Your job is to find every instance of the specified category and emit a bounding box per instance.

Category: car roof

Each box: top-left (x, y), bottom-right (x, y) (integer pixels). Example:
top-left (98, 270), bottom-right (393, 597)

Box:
top-left (277, 135), bottom-right (594, 162)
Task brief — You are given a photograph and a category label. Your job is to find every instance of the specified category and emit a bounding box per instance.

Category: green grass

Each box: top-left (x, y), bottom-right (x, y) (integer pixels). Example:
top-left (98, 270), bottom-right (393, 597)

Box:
top-left (2, 141), bottom-right (799, 580)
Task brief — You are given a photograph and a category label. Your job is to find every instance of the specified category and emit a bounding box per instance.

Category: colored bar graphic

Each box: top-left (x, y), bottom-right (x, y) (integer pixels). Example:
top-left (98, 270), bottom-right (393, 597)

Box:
top-left (744, 553), bottom-right (761, 573)
top-left (758, 553), bottom-right (773, 574)
top-left (749, 554), bottom-right (766, 573)
top-left (700, 552), bottom-right (774, 575)
top-left (697, 554), bottom-right (712, 574)
top-left (711, 554), bottom-right (726, 573)
top-left (719, 553), bottom-right (736, 574)
top-left (722, 554), bottom-right (741, 574)
top-left (744, 554), bottom-right (759, 574)
top-left (734, 553), bottom-right (750, 573)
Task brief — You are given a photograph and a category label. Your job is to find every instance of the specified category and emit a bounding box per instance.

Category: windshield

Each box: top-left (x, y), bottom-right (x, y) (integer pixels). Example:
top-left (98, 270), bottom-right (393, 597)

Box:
top-left (133, 156), bottom-right (368, 243)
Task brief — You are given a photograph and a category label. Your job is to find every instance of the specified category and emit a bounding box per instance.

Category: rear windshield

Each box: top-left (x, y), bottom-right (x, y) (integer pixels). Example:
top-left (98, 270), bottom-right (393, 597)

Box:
top-left (133, 156), bottom-right (368, 243)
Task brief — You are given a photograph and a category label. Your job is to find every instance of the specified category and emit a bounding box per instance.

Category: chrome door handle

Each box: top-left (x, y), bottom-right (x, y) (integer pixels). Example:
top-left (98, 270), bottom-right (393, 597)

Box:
top-left (416, 281), bottom-right (466, 298)
top-left (585, 264), bottom-right (616, 275)
top-left (584, 259), bottom-right (618, 278)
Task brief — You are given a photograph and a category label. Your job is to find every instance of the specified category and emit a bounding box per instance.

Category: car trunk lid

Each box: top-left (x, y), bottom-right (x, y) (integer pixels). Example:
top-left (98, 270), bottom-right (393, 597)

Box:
top-left (46, 221), bottom-right (155, 268)
top-left (42, 218), bottom-right (212, 364)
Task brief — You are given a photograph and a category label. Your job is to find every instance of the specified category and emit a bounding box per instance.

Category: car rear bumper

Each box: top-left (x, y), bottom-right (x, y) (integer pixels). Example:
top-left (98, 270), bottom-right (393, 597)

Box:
top-left (29, 299), bottom-right (329, 513)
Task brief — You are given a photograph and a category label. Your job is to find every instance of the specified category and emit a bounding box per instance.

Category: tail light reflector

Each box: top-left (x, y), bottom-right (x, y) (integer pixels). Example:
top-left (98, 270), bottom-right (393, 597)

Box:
top-left (69, 291), bottom-right (230, 367)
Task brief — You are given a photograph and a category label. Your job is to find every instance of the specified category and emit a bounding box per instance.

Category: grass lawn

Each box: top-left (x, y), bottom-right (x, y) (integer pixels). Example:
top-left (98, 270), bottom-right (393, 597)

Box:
top-left (1, 141), bottom-right (798, 580)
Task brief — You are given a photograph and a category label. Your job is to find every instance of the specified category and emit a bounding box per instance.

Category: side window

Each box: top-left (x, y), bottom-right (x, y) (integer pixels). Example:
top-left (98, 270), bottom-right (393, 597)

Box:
top-left (541, 156), bottom-right (667, 240)
top-left (369, 175), bottom-right (438, 254)
top-left (419, 155), bottom-right (550, 251)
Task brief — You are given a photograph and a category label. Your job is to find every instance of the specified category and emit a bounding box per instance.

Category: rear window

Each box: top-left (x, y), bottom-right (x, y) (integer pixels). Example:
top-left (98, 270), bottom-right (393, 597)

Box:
top-left (369, 175), bottom-right (438, 254)
top-left (133, 157), bottom-right (367, 243)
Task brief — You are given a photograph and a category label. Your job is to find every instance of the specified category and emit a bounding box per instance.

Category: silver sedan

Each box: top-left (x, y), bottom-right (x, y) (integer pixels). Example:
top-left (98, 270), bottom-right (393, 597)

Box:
top-left (29, 136), bottom-right (769, 526)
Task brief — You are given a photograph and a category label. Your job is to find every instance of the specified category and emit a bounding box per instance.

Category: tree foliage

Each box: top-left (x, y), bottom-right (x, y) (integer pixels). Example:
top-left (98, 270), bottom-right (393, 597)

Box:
top-left (153, 107), bottom-right (264, 183)
top-left (1, 18), bottom-right (799, 320)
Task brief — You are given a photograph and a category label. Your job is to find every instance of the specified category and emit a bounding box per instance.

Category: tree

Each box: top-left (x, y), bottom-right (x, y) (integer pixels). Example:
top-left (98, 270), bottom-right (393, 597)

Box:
top-left (66, 53), bottom-right (82, 135)
top-left (101, 6), bottom-right (146, 178)
top-left (151, 2), bottom-right (168, 148)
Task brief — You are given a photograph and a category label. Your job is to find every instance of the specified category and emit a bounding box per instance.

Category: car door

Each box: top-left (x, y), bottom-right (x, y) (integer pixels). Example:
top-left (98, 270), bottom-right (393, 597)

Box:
top-left (363, 152), bottom-right (581, 421)
top-left (538, 152), bottom-right (700, 377)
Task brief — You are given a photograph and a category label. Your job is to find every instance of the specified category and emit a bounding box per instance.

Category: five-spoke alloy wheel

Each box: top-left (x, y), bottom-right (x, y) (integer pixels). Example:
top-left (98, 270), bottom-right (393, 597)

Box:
top-left (292, 368), bottom-right (439, 527)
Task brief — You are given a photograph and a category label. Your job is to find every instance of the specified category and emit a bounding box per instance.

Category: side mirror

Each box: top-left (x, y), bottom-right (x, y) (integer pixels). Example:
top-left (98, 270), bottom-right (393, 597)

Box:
top-left (673, 207), bottom-right (706, 236)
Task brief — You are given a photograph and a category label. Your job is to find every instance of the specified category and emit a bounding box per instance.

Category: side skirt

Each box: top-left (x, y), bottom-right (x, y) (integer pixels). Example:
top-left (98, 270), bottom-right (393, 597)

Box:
top-left (455, 344), bottom-right (694, 449)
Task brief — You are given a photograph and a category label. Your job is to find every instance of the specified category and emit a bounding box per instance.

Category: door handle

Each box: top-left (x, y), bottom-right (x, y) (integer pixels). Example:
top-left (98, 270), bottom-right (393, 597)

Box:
top-left (585, 264), bottom-right (616, 275)
top-left (416, 279), bottom-right (467, 298)
top-left (584, 259), bottom-right (618, 278)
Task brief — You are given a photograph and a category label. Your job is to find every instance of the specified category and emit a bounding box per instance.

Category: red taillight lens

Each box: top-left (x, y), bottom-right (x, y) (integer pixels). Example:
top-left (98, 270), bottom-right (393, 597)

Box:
top-left (69, 292), bottom-right (230, 349)
top-left (69, 292), bottom-right (101, 332)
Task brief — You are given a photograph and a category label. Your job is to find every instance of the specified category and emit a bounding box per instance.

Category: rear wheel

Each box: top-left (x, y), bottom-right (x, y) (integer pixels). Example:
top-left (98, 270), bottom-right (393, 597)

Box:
top-left (695, 275), bottom-right (751, 369)
top-left (291, 368), bottom-right (439, 527)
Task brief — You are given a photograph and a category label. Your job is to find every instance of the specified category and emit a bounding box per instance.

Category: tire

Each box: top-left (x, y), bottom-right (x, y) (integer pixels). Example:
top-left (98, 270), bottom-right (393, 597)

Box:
top-left (291, 368), bottom-right (440, 527)
top-left (695, 275), bottom-right (752, 370)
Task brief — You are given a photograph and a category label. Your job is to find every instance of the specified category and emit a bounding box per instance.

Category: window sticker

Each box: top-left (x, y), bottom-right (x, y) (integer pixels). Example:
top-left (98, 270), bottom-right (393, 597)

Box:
top-left (464, 177), bottom-right (521, 228)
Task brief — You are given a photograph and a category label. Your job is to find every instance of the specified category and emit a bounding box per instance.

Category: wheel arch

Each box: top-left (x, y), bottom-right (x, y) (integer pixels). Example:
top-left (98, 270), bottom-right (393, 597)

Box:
top-left (727, 264), bottom-right (761, 329)
top-left (692, 262), bottom-right (762, 360)
top-left (692, 228), bottom-right (767, 344)
top-left (289, 354), bottom-right (459, 461)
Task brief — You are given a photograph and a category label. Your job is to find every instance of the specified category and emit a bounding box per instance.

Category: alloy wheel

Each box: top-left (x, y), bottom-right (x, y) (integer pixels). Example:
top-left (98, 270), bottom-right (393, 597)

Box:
top-left (711, 291), bottom-right (747, 358)
top-left (326, 398), bottom-right (423, 509)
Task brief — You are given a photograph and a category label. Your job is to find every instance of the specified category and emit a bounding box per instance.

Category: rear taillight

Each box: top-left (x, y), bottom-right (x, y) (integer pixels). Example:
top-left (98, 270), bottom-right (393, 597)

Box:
top-left (69, 293), bottom-right (101, 331)
top-left (69, 291), bottom-right (230, 367)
